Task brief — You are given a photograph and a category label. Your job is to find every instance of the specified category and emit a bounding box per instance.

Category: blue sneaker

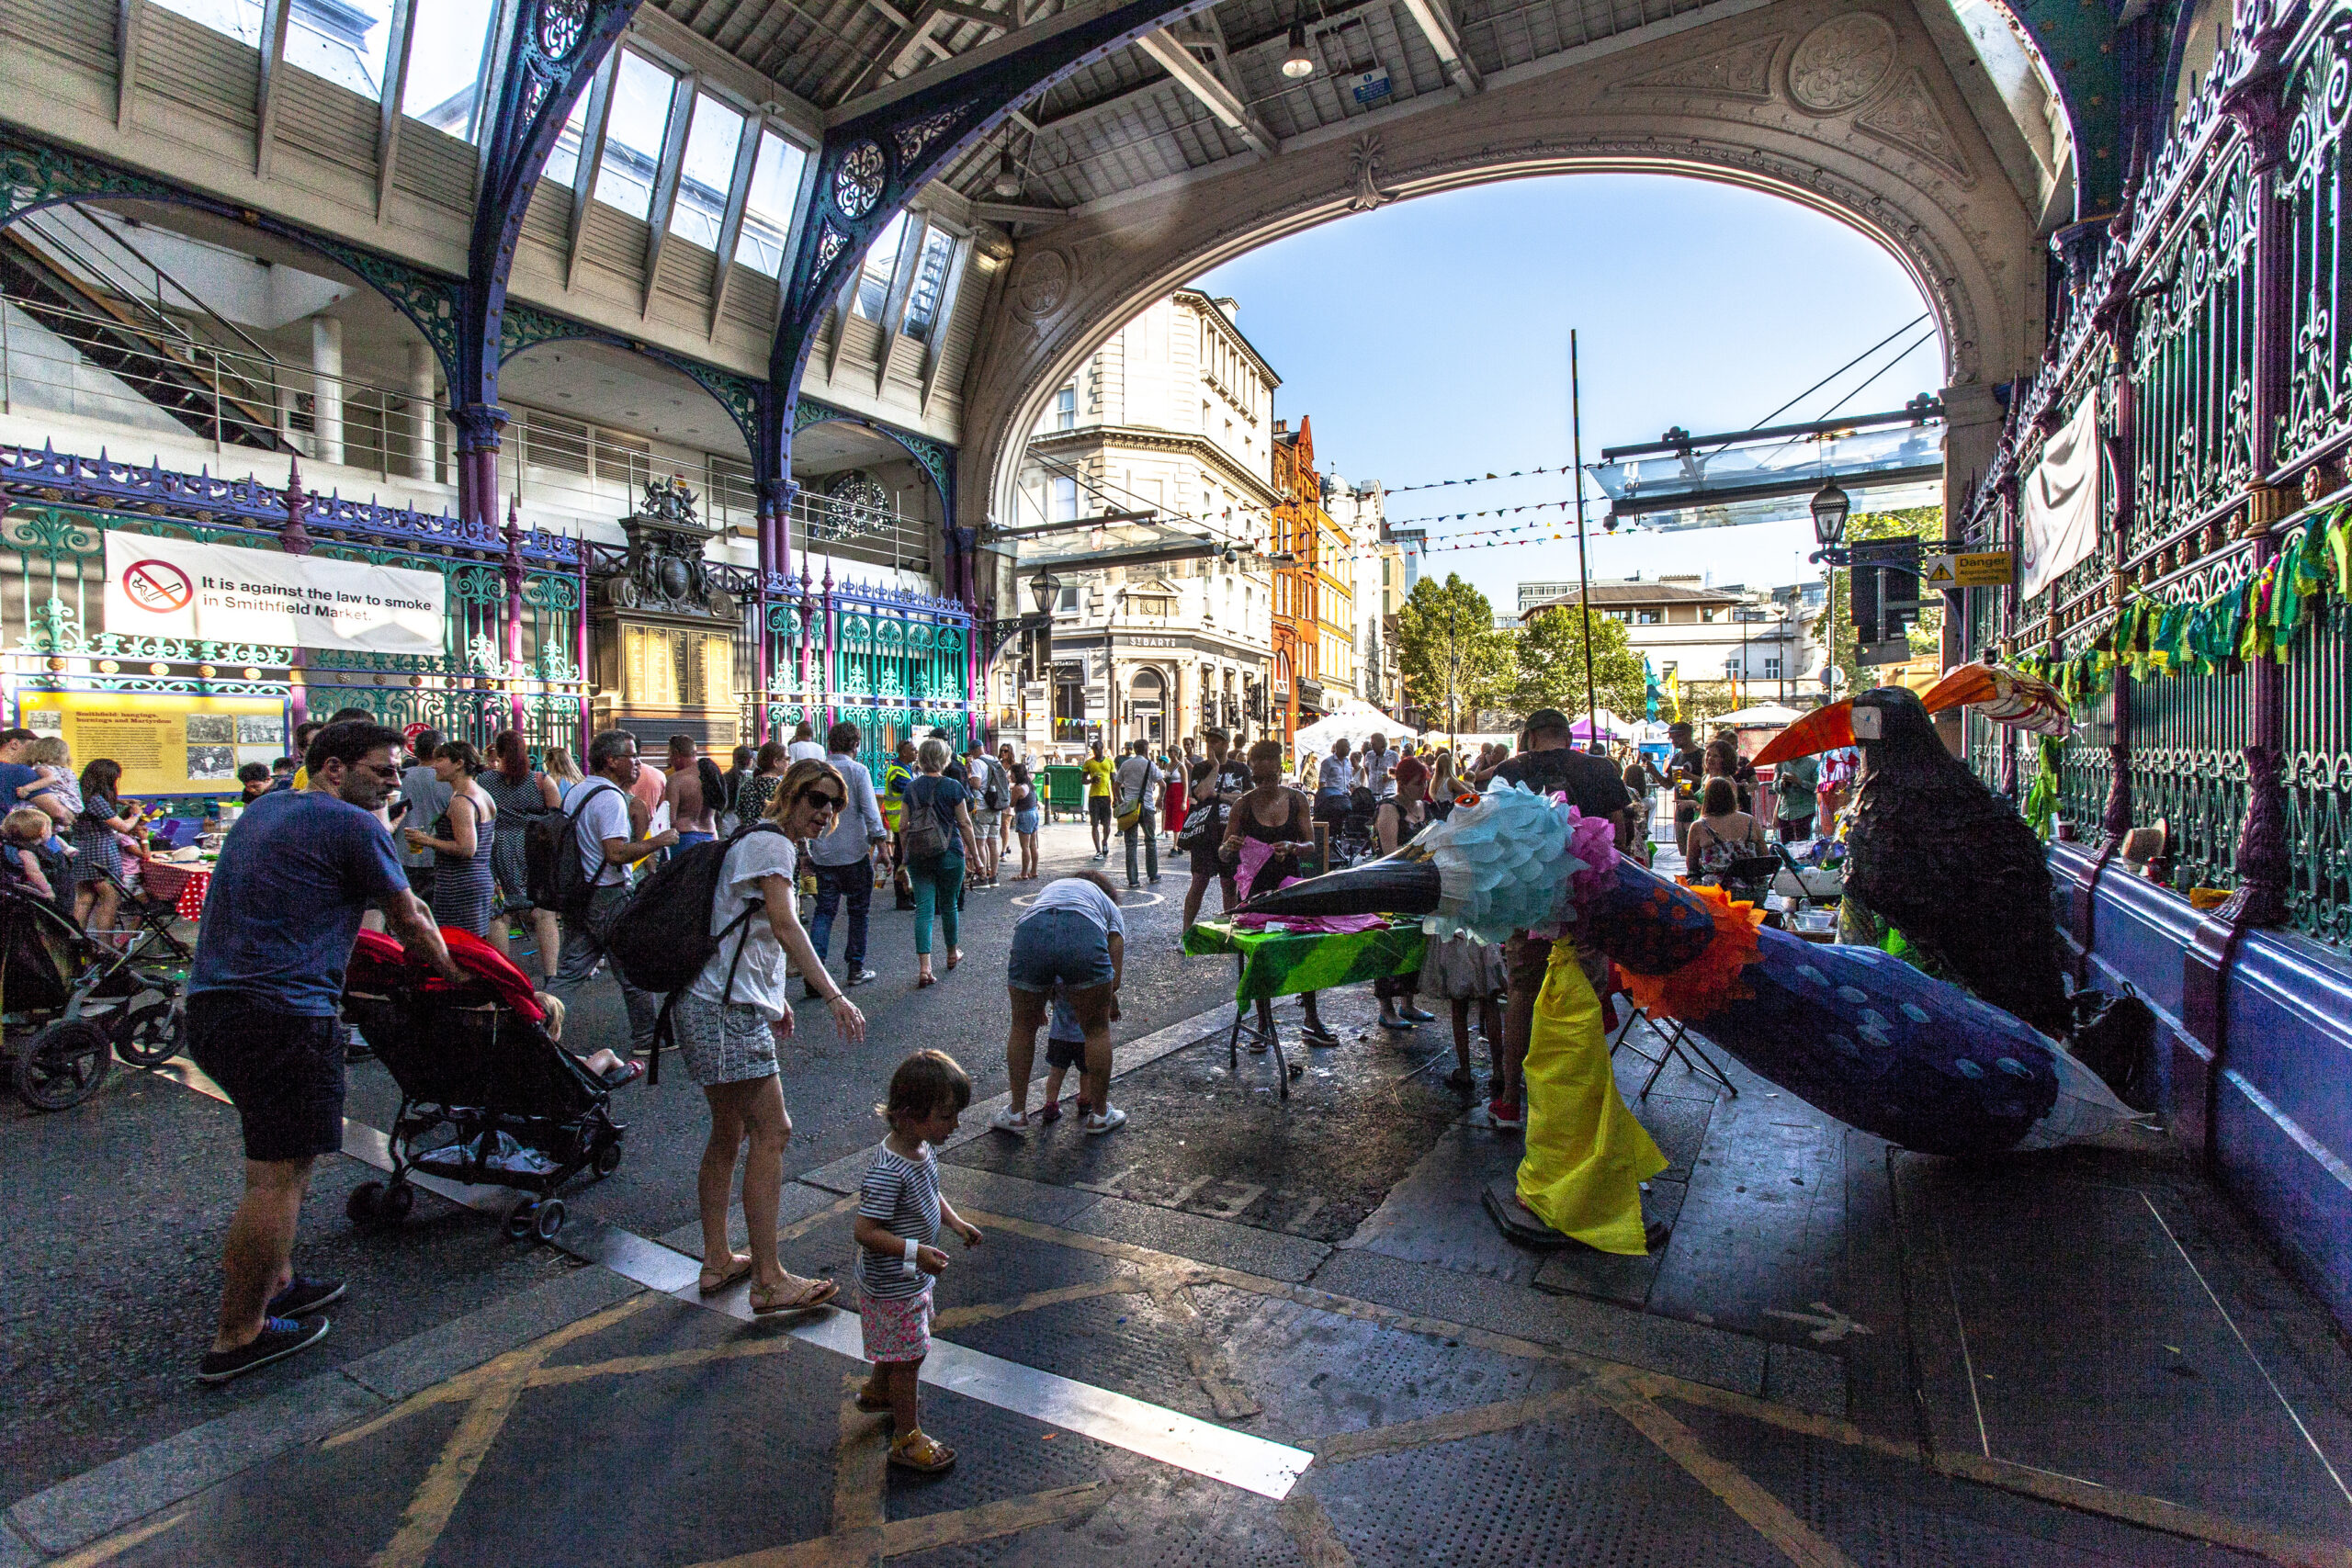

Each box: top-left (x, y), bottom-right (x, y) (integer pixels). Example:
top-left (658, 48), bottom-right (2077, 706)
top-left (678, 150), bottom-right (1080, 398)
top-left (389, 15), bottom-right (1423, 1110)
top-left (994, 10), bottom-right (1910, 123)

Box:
top-left (198, 1316), bottom-right (329, 1383)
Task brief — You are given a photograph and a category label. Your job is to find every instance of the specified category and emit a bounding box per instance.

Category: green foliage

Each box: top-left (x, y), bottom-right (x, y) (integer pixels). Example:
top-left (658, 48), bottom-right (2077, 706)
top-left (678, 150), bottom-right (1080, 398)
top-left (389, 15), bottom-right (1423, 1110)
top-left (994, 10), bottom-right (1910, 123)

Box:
top-left (1833, 505), bottom-right (1945, 695)
top-left (1397, 573), bottom-right (1515, 728)
top-left (1511, 604), bottom-right (1647, 719)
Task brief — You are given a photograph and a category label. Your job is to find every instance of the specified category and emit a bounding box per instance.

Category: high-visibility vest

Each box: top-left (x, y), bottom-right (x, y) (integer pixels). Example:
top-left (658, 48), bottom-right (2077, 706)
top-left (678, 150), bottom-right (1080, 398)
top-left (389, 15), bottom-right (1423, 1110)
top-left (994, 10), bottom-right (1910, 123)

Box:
top-left (881, 762), bottom-right (910, 829)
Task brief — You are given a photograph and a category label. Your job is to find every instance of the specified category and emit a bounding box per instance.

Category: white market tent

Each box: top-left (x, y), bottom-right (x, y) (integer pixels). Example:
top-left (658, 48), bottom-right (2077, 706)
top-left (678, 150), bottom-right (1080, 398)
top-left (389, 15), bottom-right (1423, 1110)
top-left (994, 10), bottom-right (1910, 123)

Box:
top-left (1714, 703), bottom-right (1809, 728)
top-left (1293, 701), bottom-right (1419, 754)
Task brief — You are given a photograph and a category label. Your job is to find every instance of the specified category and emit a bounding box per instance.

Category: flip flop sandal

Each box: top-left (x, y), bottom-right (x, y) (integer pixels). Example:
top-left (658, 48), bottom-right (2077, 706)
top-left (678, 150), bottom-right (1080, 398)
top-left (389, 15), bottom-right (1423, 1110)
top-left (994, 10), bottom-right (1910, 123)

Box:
top-left (889, 1432), bottom-right (956, 1473)
top-left (697, 1257), bottom-right (754, 1297)
top-left (752, 1276), bottom-right (840, 1314)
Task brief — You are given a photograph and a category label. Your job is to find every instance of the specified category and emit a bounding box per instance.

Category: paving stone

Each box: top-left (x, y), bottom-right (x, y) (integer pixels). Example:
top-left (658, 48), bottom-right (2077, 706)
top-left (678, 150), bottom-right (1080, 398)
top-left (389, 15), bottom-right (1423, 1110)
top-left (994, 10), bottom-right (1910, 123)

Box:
top-left (940, 1164), bottom-right (1106, 1227)
top-left (1064, 1195), bottom-right (1331, 1282)
top-left (1762, 1341), bottom-right (1848, 1416)
top-left (6, 1365), bottom-right (384, 1555)
top-left (1306, 1248), bottom-right (1769, 1396)
top-left (335, 1264), bottom-right (645, 1403)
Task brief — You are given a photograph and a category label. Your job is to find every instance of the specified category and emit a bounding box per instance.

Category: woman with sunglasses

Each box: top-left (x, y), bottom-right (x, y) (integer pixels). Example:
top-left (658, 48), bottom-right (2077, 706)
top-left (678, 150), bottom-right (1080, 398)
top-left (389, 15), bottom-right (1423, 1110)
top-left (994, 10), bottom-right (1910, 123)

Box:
top-left (677, 757), bottom-right (867, 1314)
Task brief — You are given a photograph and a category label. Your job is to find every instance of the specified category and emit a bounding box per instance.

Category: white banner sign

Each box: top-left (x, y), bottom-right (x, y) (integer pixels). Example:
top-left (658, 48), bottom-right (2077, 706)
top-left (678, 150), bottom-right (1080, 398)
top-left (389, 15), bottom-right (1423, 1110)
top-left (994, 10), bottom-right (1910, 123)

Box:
top-left (103, 533), bottom-right (447, 656)
top-left (2018, 396), bottom-right (2101, 603)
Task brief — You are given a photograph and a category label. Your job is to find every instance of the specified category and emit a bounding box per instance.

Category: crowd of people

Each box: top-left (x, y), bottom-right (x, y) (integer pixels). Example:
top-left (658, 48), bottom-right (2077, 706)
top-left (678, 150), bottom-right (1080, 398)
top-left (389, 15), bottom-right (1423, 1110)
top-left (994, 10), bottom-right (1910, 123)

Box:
top-left (175, 701), bottom-right (1852, 1475)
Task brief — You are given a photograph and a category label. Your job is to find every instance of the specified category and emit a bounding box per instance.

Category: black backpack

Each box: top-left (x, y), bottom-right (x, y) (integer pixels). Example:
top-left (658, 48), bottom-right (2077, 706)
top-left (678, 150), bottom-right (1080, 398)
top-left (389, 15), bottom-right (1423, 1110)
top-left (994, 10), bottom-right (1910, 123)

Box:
top-left (899, 775), bottom-right (951, 864)
top-left (605, 821), bottom-right (786, 1084)
top-left (524, 780), bottom-right (624, 916)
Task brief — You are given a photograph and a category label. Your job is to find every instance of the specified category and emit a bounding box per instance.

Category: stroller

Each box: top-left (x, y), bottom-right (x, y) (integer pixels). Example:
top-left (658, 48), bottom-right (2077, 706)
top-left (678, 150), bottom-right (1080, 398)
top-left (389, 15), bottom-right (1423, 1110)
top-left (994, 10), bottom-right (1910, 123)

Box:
top-left (341, 928), bottom-right (626, 1243)
top-left (0, 886), bottom-right (181, 1110)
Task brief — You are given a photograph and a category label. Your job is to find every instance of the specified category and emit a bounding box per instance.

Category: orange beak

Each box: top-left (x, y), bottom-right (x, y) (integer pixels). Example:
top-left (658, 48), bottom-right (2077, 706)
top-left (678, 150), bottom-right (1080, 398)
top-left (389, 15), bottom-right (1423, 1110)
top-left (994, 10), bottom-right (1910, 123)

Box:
top-left (1920, 661), bottom-right (2001, 715)
top-left (1752, 701), bottom-right (1852, 768)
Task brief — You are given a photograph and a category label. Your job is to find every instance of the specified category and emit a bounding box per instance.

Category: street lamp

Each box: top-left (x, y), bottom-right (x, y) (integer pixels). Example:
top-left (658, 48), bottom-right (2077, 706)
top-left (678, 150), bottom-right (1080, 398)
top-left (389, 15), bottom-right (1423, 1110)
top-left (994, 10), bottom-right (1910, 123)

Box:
top-left (1027, 568), bottom-right (1060, 616)
top-left (1810, 479), bottom-right (1850, 702)
top-left (1809, 479), bottom-right (1850, 555)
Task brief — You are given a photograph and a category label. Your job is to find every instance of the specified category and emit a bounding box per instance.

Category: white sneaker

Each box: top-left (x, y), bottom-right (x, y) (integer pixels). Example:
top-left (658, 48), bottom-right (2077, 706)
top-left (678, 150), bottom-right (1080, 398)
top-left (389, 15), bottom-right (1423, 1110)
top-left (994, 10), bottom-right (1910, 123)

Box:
top-left (1081, 1106), bottom-right (1127, 1135)
top-left (990, 1107), bottom-right (1032, 1134)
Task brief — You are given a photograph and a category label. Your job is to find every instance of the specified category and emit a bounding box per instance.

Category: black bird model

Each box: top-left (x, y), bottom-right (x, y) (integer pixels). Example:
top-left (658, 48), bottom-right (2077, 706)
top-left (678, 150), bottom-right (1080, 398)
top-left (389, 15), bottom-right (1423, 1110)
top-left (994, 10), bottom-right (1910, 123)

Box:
top-left (1801, 684), bottom-right (2072, 1036)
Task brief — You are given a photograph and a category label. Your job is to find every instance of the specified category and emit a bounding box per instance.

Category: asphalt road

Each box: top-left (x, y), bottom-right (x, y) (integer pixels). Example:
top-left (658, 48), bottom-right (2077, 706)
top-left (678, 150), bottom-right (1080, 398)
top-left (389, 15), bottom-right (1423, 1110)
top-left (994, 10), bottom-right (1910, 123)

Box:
top-left (0, 818), bottom-right (1237, 1500)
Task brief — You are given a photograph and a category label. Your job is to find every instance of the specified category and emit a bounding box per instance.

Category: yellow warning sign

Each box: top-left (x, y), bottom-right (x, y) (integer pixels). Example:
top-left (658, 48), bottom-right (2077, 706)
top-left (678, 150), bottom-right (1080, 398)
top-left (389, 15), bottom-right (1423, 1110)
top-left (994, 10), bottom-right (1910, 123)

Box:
top-left (1920, 551), bottom-right (2014, 589)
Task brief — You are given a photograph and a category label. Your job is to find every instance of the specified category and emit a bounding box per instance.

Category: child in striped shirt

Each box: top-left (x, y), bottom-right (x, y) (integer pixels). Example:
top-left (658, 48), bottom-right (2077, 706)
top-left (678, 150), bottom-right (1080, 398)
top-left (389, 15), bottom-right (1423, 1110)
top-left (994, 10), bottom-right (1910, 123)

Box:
top-left (854, 1049), bottom-right (982, 1473)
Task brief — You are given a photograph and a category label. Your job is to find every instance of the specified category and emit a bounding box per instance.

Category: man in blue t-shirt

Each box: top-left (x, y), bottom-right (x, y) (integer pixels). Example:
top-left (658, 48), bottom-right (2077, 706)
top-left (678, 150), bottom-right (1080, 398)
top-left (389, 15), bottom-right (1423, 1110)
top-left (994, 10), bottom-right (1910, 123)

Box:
top-left (0, 728), bottom-right (42, 803)
top-left (189, 719), bottom-right (458, 1383)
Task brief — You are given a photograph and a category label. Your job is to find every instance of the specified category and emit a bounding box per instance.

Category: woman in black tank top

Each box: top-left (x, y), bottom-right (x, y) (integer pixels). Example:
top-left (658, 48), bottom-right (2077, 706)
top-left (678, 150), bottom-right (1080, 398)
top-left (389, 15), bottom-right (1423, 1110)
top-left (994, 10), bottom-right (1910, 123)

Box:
top-left (1219, 740), bottom-right (1337, 1045)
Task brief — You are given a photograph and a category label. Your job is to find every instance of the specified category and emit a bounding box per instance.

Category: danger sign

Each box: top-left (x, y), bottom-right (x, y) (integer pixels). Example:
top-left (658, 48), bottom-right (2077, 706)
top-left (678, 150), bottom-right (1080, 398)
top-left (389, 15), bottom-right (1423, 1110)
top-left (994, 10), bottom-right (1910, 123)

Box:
top-left (1920, 551), bottom-right (2015, 590)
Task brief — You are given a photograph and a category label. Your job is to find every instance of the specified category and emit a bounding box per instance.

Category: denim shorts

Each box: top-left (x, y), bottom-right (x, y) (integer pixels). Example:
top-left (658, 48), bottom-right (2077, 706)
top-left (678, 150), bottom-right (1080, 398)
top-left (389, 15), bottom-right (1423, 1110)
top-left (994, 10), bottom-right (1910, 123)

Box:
top-left (1007, 908), bottom-right (1114, 992)
top-left (1013, 807), bottom-right (1041, 835)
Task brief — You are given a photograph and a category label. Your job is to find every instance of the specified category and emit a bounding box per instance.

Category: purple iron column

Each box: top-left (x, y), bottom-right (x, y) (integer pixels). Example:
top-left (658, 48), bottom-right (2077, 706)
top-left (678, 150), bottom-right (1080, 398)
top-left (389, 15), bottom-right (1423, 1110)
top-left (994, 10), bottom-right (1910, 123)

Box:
top-left (503, 498), bottom-right (527, 737)
top-left (283, 458), bottom-right (311, 728)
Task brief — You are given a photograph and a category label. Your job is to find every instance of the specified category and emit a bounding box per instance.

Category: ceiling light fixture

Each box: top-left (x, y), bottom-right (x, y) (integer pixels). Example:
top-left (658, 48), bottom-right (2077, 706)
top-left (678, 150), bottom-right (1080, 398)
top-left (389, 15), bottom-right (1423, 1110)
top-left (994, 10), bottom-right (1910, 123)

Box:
top-left (993, 145), bottom-right (1023, 199)
top-left (1281, 21), bottom-right (1314, 77)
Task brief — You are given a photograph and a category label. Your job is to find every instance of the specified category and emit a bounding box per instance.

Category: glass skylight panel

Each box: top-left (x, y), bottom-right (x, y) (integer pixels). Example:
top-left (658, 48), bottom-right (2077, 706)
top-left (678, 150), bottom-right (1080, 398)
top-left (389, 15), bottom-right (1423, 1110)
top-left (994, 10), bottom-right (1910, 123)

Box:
top-left (543, 93), bottom-right (592, 188)
top-left (401, 0), bottom-right (494, 138)
top-left (669, 92), bottom-right (745, 250)
top-left (285, 0), bottom-right (393, 97)
top-left (899, 227), bottom-right (959, 342)
top-left (851, 214), bottom-right (906, 321)
top-left (594, 51), bottom-right (677, 220)
top-left (734, 130), bottom-right (806, 277)
top-left (145, 0), bottom-right (262, 49)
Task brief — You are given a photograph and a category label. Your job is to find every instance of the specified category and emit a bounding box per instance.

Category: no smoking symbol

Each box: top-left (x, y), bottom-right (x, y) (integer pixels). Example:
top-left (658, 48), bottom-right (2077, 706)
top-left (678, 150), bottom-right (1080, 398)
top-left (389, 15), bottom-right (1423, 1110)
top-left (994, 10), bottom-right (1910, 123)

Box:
top-left (123, 559), bottom-right (193, 614)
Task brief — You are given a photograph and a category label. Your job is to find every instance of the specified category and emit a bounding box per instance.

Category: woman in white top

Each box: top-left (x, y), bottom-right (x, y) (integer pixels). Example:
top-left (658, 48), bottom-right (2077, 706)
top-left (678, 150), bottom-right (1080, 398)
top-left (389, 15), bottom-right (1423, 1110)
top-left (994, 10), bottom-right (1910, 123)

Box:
top-left (993, 871), bottom-right (1127, 1135)
top-left (676, 758), bottom-right (868, 1314)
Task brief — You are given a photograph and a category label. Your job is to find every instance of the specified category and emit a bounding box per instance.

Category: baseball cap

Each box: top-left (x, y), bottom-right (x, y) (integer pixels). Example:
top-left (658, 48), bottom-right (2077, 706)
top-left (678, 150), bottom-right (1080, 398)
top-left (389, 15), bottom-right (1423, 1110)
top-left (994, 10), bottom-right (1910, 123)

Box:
top-left (1522, 708), bottom-right (1571, 736)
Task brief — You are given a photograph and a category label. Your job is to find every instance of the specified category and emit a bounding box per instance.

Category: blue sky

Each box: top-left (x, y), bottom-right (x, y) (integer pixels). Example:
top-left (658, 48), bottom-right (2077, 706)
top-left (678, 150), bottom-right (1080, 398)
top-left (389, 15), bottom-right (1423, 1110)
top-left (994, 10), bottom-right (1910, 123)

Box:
top-left (1191, 173), bottom-right (1945, 611)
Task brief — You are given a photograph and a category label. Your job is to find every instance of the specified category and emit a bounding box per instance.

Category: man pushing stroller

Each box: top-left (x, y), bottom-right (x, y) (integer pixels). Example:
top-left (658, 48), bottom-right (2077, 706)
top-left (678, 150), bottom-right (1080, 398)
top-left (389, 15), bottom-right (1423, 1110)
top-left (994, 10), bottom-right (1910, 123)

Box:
top-left (188, 720), bottom-right (461, 1382)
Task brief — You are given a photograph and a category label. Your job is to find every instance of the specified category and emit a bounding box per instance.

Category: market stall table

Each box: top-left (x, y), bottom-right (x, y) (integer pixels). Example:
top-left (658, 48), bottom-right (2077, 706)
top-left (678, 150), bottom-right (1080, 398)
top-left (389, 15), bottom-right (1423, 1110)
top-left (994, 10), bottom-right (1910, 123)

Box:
top-left (1182, 917), bottom-right (1425, 1100)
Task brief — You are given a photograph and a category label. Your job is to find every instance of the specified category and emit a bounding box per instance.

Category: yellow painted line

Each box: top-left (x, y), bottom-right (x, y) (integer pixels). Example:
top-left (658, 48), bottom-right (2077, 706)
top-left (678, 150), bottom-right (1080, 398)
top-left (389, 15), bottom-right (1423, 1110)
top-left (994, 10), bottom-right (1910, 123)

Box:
top-left (777, 1193), bottom-right (860, 1245)
top-left (931, 1274), bottom-right (1147, 1330)
top-left (1634, 1375), bottom-right (2352, 1568)
top-left (368, 1351), bottom-right (545, 1568)
top-left (1308, 1387), bottom-right (1597, 1464)
top-left (41, 1509), bottom-right (188, 1568)
top-left (325, 1294), bottom-right (650, 1448)
top-left (1599, 1384), bottom-right (1860, 1568)
top-left (522, 1330), bottom-right (801, 1391)
top-left (686, 1482), bottom-right (1118, 1567)
top-left (1277, 1494), bottom-right (1358, 1567)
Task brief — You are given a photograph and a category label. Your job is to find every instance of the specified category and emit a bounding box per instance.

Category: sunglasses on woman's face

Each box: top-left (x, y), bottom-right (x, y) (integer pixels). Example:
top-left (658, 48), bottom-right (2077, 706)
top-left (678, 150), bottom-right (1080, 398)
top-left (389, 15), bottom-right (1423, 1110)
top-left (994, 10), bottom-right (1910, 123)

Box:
top-left (803, 791), bottom-right (844, 813)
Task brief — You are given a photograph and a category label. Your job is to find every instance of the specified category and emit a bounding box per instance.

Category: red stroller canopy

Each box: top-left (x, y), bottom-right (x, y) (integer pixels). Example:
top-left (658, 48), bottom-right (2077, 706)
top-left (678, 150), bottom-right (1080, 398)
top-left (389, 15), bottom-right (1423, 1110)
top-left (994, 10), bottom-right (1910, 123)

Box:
top-left (349, 928), bottom-right (546, 1025)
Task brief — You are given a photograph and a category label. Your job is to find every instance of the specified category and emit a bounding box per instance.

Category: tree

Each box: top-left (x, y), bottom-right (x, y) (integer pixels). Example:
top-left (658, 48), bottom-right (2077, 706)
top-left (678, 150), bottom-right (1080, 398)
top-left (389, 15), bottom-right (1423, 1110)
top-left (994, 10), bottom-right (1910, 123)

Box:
top-left (1513, 604), bottom-right (1647, 720)
top-left (1831, 505), bottom-right (1945, 697)
top-left (1397, 574), bottom-right (1514, 736)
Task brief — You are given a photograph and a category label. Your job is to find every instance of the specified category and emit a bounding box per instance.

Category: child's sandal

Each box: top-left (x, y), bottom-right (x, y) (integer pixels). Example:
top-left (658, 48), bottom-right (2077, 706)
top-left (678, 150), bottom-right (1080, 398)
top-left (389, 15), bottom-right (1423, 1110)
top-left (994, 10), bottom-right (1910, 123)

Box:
top-left (854, 1387), bottom-right (892, 1414)
top-left (888, 1431), bottom-right (956, 1473)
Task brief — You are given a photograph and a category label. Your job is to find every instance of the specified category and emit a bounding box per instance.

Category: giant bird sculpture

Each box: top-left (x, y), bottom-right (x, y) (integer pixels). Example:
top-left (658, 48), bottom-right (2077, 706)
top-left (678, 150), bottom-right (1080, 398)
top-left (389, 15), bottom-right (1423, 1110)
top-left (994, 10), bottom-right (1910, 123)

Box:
top-left (1238, 665), bottom-right (2132, 1157)
top-left (1754, 672), bottom-right (2072, 1036)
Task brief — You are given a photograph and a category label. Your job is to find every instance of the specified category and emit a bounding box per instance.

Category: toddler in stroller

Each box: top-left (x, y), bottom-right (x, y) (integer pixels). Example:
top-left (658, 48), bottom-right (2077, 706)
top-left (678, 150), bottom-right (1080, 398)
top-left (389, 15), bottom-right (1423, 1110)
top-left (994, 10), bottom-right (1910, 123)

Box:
top-left (341, 926), bottom-right (634, 1242)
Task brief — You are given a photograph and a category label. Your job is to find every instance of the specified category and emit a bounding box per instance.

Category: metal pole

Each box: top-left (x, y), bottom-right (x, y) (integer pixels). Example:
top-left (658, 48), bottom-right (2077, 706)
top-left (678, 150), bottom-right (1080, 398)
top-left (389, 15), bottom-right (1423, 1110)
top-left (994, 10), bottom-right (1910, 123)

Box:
top-left (1570, 331), bottom-right (1598, 742)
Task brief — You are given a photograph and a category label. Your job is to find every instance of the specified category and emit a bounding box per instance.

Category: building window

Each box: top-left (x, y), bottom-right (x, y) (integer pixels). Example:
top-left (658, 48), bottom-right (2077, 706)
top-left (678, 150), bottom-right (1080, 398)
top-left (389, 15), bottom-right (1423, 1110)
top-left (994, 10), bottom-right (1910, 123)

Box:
top-left (1055, 387), bottom-right (1077, 431)
top-left (668, 92), bottom-right (746, 251)
top-left (400, 0), bottom-right (496, 136)
top-left (1050, 477), bottom-right (1079, 523)
top-left (899, 227), bottom-right (960, 341)
top-left (734, 130), bottom-right (808, 277)
top-left (1057, 585), bottom-right (1081, 615)
top-left (1764, 658), bottom-right (1782, 679)
top-left (1636, 610), bottom-right (1660, 626)
top-left (594, 51), bottom-right (679, 220)
top-left (852, 213), bottom-right (908, 321)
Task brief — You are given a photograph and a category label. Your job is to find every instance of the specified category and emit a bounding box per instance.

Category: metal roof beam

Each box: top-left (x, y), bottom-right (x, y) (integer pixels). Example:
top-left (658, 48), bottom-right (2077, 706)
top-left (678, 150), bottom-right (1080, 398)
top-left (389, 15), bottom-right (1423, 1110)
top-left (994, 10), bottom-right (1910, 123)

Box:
top-left (1394, 0), bottom-right (1481, 95)
top-left (1133, 28), bottom-right (1274, 156)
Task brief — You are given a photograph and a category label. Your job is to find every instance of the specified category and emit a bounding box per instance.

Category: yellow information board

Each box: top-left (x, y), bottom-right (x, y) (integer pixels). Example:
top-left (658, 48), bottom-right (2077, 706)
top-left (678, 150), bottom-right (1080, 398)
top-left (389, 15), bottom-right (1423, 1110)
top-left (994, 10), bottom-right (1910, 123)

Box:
top-left (19, 693), bottom-right (287, 797)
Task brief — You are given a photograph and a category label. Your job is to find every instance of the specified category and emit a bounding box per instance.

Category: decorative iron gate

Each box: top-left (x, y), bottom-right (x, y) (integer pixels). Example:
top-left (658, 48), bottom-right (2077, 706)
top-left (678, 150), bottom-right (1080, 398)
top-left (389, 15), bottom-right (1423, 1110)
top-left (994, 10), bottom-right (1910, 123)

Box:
top-left (0, 445), bottom-right (589, 773)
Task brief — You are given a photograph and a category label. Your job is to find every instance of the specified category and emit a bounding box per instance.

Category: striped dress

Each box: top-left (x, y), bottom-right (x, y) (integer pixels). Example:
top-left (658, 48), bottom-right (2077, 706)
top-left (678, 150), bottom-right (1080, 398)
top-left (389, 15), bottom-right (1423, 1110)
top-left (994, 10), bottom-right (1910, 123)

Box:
top-left (476, 769), bottom-right (543, 915)
top-left (428, 790), bottom-right (498, 936)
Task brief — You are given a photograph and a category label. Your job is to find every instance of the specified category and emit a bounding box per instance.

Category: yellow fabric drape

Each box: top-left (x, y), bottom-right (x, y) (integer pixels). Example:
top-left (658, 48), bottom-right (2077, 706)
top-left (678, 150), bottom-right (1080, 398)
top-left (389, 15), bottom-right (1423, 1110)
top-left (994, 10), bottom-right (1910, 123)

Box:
top-left (1515, 940), bottom-right (1667, 1255)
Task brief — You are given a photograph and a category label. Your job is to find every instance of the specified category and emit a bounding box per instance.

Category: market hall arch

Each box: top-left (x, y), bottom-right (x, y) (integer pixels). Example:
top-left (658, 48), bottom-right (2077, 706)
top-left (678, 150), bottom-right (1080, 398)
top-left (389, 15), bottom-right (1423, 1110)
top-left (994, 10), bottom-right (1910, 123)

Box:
top-left (956, 0), bottom-right (2047, 556)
